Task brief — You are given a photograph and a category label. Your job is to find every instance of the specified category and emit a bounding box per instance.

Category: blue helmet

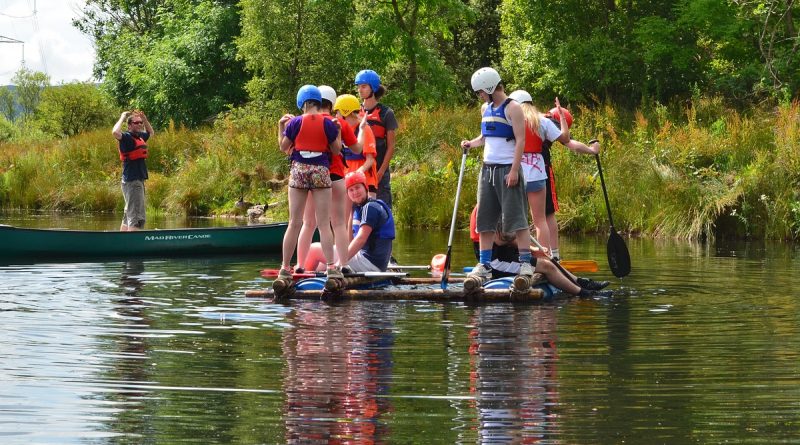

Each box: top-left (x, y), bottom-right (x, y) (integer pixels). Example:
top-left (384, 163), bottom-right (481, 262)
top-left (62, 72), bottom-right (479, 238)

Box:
top-left (354, 69), bottom-right (381, 92)
top-left (296, 85), bottom-right (322, 110)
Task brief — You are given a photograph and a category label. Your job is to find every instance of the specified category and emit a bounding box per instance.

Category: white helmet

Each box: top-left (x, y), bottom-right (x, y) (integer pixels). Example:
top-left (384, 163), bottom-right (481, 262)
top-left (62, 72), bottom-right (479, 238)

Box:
top-left (509, 89), bottom-right (533, 103)
top-left (317, 85), bottom-right (337, 105)
top-left (471, 67), bottom-right (502, 94)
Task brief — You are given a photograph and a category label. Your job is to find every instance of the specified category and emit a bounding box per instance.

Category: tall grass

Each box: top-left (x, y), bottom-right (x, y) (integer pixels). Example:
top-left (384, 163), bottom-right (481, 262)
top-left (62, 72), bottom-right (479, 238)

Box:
top-left (1, 99), bottom-right (798, 239)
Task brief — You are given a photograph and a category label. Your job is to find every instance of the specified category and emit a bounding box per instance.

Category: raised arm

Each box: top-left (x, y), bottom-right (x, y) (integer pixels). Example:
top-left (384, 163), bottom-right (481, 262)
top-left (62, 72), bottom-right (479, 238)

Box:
top-left (112, 111), bottom-right (130, 141)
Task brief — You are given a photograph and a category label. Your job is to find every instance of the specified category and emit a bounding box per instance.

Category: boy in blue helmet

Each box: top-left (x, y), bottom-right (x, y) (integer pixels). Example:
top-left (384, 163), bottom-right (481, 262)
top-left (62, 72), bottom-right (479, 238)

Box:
top-left (354, 69), bottom-right (399, 209)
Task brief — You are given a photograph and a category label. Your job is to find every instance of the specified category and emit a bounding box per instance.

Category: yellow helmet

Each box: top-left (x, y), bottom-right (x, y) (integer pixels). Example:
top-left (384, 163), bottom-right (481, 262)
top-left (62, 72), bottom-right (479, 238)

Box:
top-left (334, 94), bottom-right (361, 117)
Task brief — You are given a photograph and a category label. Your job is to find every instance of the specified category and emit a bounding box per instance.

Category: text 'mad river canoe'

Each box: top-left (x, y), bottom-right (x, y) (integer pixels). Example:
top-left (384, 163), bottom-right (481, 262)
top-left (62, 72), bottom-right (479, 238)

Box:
top-left (0, 223), bottom-right (287, 262)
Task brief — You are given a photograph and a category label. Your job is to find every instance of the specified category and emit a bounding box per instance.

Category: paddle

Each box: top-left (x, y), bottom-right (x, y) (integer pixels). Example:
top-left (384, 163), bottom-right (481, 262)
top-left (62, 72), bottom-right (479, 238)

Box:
top-left (593, 146), bottom-right (631, 278)
top-left (529, 236), bottom-right (579, 286)
top-left (441, 147), bottom-right (469, 289)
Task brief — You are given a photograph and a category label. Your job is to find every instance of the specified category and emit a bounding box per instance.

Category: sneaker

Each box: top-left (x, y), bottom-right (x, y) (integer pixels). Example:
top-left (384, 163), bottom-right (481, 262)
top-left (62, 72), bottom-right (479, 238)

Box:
top-left (326, 266), bottom-right (344, 280)
top-left (518, 262), bottom-right (534, 278)
top-left (341, 265), bottom-right (353, 275)
top-left (577, 277), bottom-right (610, 290)
top-left (579, 288), bottom-right (614, 298)
top-left (277, 268), bottom-right (293, 280)
top-left (294, 267), bottom-right (305, 274)
top-left (467, 263), bottom-right (492, 280)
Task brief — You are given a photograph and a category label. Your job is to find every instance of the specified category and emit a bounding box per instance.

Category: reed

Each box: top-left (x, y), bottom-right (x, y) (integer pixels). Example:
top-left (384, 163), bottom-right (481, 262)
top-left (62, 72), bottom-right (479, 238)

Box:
top-left (0, 99), bottom-right (798, 239)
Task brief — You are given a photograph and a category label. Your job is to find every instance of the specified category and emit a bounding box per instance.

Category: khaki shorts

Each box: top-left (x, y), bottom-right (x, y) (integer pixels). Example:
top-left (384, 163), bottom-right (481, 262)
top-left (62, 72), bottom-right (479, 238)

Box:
top-left (121, 180), bottom-right (146, 228)
top-left (289, 161), bottom-right (331, 189)
top-left (476, 164), bottom-right (529, 234)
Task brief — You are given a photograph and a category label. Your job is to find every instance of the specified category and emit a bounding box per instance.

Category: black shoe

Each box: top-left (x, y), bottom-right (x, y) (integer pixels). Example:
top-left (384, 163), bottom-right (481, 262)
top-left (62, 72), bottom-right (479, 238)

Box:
top-left (577, 277), bottom-right (610, 290)
top-left (578, 288), bottom-right (614, 298)
top-left (341, 266), bottom-right (354, 275)
top-left (294, 267), bottom-right (305, 274)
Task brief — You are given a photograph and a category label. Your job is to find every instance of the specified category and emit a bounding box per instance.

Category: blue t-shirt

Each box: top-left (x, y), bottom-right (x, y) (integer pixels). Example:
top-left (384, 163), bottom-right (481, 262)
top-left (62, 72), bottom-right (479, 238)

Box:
top-left (119, 131), bottom-right (149, 182)
top-left (283, 114), bottom-right (339, 166)
top-left (353, 200), bottom-right (394, 270)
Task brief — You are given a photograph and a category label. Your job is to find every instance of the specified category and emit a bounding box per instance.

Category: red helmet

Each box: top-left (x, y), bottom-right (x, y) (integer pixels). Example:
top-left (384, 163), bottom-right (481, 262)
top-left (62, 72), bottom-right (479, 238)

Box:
top-left (345, 171), bottom-right (367, 190)
top-left (548, 107), bottom-right (573, 128)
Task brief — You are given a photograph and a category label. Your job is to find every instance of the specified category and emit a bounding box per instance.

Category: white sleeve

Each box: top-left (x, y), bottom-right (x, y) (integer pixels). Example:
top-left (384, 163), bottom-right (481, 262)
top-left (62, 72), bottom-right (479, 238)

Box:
top-left (540, 118), bottom-right (562, 142)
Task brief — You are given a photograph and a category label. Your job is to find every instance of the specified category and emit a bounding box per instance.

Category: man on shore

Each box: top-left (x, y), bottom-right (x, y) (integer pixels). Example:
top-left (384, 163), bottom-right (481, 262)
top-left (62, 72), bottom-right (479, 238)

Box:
top-left (112, 111), bottom-right (154, 231)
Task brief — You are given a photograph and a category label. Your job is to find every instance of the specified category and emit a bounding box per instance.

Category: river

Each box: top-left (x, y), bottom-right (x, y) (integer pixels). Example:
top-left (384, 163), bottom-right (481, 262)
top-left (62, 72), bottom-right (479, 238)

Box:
top-left (1, 213), bottom-right (799, 444)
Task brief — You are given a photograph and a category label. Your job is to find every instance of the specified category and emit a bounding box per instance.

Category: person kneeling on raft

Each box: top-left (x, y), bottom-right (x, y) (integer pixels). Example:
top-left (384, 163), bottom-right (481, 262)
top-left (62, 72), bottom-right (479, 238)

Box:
top-left (469, 206), bottom-right (612, 297)
top-left (304, 171), bottom-right (395, 273)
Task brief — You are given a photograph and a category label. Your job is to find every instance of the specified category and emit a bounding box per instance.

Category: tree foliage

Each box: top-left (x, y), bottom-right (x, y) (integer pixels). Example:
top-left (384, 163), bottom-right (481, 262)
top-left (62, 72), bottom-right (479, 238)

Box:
top-left (36, 83), bottom-right (116, 137)
top-left (75, 0), bottom-right (247, 126)
top-left (71, 0), bottom-right (798, 125)
top-left (11, 68), bottom-right (50, 117)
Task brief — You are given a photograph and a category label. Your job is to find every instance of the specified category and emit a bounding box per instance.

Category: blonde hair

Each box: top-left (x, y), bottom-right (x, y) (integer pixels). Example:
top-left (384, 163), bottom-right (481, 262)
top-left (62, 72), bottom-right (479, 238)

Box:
top-left (519, 102), bottom-right (543, 138)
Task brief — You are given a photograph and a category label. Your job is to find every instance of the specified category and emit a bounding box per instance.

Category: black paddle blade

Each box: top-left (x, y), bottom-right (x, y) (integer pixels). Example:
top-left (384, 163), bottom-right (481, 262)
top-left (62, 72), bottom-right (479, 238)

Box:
top-left (607, 230), bottom-right (631, 278)
top-left (440, 247), bottom-right (452, 290)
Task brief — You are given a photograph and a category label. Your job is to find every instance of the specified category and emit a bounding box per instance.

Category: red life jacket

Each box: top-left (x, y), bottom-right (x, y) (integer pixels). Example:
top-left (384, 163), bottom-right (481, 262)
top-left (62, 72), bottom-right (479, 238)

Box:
top-left (523, 124), bottom-right (543, 154)
top-left (294, 114), bottom-right (329, 152)
top-left (119, 133), bottom-right (148, 161)
top-left (358, 104), bottom-right (386, 139)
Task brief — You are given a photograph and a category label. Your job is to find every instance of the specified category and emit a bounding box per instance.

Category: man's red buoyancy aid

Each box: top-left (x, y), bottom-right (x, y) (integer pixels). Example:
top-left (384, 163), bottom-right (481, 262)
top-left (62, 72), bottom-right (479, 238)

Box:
top-left (294, 114), bottom-right (329, 152)
top-left (523, 124), bottom-right (544, 154)
top-left (358, 104), bottom-right (386, 139)
top-left (119, 133), bottom-right (148, 161)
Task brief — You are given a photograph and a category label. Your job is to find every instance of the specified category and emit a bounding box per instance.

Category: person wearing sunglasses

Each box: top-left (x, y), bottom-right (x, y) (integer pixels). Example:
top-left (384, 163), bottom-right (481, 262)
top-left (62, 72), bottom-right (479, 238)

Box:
top-left (112, 110), bottom-right (154, 231)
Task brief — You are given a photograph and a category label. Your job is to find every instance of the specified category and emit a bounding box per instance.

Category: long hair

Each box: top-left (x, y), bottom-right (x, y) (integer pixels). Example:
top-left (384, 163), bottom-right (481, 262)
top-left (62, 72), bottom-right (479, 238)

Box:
top-left (519, 102), bottom-right (543, 138)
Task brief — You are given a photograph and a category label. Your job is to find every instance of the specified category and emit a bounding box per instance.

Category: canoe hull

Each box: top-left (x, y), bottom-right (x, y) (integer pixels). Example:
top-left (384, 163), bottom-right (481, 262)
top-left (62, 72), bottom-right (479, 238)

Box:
top-left (0, 223), bottom-right (287, 261)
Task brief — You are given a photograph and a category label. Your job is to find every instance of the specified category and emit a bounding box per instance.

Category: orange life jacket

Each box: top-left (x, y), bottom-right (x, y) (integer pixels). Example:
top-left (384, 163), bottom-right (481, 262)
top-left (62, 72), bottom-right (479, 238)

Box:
top-left (119, 133), bottom-right (148, 161)
top-left (523, 124), bottom-right (543, 154)
top-left (358, 104), bottom-right (386, 139)
top-left (294, 114), bottom-right (329, 152)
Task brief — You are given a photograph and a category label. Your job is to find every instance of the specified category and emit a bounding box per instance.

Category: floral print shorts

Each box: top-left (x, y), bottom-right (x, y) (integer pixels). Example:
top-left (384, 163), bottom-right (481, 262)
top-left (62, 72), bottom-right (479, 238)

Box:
top-left (289, 161), bottom-right (332, 189)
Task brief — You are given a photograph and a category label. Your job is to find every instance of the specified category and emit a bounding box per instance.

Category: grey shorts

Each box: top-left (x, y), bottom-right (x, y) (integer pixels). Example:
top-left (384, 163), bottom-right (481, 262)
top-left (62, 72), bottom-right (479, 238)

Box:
top-left (476, 164), bottom-right (529, 234)
top-left (346, 251), bottom-right (381, 272)
top-left (121, 180), bottom-right (146, 228)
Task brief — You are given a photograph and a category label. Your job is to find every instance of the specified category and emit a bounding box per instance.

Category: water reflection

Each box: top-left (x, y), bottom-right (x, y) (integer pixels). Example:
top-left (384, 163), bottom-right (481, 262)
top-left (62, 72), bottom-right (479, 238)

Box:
top-left (470, 305), bottom-right (560, 443)
top-left (281, 303), bottom-right (396, 444)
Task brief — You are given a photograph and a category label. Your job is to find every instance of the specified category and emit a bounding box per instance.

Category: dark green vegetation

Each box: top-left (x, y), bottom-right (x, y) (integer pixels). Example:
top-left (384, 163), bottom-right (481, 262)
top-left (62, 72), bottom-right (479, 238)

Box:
top-left (0, 0), bottom-right (798, 240)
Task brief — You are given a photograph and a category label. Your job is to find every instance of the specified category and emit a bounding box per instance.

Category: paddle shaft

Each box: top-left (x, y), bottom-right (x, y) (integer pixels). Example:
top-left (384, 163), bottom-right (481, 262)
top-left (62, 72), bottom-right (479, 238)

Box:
top-left (529, 235), bottom-right (578, 286)
top-left (595, 152), bottom-right (615, 229)
top-left (441, 148), bottom-right (469, 289)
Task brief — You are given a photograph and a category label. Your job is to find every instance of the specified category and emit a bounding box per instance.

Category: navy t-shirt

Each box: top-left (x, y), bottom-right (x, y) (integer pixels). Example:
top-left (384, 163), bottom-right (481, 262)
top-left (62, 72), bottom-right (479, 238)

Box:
top-left (353, 200), bottom-right (394, 270)
top-left (119, 131), bottom-right (149, 182)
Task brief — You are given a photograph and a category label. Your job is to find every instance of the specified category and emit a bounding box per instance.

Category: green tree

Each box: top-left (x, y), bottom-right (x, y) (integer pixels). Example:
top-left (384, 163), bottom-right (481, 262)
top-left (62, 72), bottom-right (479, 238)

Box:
top-left (35, 83), bottom-right (116, 137)
top-left (0, 87), bottom-right (15, 122)
top-left (11, 68), bottom-right (50, 117)
top-left (75, 0), bottom-right (247, 126)
top-left (237, 0), bottom-right (356, 107)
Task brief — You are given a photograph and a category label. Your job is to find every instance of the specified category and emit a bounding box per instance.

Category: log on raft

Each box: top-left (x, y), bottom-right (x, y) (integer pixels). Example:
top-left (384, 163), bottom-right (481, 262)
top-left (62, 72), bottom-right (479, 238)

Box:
top-left (245, 287), bottom-right (545, 302)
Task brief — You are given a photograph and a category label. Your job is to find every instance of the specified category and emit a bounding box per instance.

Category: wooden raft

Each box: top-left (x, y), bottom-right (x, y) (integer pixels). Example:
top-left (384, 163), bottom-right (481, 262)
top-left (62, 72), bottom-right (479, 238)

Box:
top-left (246, 275), bottom-right (546, 302)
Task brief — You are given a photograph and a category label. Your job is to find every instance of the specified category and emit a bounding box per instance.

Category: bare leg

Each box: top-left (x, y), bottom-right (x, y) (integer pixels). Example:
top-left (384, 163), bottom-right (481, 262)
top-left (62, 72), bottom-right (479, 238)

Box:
top-left (281, 187), bottom-right (309, 269)
top-left (514, 227), bottom-right (531, 253)
top-left (295, 193), bottom-right (316, 269)
top-left (535, 259), bottom-right (581, 294)
top-left (546, 212), bottom-right (559, 252)
top-left (527, 189), bottom-right (549, 253)
top-left (330, 179), bottom-right (350, 266)
top-left (304, 242), bottom-right (336, 272)
top-left (311, 188), bottom-right (335, 266)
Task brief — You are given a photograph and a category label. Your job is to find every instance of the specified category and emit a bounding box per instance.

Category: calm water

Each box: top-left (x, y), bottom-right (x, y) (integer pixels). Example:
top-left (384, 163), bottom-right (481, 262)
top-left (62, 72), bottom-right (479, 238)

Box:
top-left (1, 213), bottom-right (799, 444)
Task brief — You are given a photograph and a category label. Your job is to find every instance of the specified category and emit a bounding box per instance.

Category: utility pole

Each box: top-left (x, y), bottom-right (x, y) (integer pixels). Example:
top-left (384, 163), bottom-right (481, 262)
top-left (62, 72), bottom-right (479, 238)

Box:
top-left (0, 35), bottom-right (25, 67)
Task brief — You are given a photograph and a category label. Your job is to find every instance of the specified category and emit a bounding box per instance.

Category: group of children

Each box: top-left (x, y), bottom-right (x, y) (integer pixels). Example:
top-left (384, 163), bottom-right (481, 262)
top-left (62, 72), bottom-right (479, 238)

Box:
top-left (274, 66), bottom-right (612, 297)
top-left (464, 67), bottom-right (612, 297)
top-left (275, 70), bottom-right (398, 285)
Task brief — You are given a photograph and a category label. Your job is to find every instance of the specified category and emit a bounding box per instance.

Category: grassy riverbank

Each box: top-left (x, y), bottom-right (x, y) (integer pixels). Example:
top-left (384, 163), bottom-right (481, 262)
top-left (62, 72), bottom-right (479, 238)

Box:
top-left (1, 98), bottom-right (798, 240)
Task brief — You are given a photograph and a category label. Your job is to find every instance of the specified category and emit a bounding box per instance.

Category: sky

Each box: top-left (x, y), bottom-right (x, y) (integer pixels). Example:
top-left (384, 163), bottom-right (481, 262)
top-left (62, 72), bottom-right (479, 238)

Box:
top-left (0, 0), bottom-right (96, 85)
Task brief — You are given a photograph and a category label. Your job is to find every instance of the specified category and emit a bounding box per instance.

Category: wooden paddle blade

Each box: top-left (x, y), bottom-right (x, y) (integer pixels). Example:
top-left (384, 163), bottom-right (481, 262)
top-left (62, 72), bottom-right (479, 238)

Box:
top-left (559, 260), bottom-right (599, 273)
top-left (607, 230), bottom-right (631, 278)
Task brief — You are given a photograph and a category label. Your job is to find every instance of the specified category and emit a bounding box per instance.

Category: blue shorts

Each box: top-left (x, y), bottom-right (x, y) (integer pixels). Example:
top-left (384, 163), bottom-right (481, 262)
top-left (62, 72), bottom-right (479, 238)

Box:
top-left (526, 179), bottom-right (546, 193)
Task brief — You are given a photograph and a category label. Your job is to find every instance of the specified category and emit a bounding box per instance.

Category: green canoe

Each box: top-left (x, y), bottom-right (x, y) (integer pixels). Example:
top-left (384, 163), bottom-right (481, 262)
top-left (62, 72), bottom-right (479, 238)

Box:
top-left (0, 223), bottom-right (287, 262)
